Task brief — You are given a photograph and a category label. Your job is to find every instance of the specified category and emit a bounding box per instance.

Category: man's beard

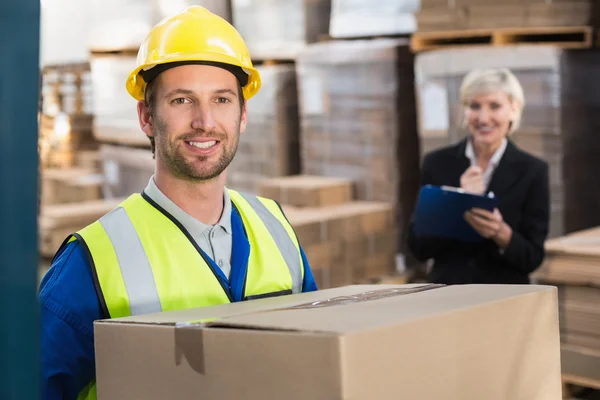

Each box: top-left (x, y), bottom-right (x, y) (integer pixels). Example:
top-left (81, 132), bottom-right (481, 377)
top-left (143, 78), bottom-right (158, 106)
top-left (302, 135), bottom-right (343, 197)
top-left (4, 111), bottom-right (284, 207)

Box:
top-left (153, 114), bottom-right (240, 182)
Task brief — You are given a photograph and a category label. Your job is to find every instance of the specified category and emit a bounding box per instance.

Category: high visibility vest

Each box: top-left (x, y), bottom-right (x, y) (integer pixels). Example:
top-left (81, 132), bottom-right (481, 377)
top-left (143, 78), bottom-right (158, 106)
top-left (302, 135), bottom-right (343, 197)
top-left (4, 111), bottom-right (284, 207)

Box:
top-left (70, 189), bottom-right (304, 400)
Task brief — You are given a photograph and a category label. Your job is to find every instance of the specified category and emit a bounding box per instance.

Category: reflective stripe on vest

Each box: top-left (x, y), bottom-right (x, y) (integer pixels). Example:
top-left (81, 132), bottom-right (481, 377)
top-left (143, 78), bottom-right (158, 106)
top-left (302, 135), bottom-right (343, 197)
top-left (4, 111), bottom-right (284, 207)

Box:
top-left (71, 189), bottom-right (304, 319)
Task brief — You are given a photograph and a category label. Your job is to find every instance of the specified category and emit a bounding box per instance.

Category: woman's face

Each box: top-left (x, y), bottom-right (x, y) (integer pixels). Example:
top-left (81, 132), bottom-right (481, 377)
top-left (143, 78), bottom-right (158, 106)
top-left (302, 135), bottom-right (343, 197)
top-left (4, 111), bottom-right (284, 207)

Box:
top-left (464, 90), bottom-right (517, 148)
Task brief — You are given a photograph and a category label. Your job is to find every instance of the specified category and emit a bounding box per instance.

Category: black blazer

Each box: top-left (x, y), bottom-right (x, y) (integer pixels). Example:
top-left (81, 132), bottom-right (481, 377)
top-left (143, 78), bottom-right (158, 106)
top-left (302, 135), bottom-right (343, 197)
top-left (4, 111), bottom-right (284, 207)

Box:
top-left (407, 138), bottom-right (550, 284)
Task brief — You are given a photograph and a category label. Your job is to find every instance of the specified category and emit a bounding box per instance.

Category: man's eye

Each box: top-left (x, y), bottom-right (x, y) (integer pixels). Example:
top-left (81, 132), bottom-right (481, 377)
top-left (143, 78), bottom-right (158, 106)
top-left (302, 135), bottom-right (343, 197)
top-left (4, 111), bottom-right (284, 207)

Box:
top-left (173, 98), bottom-right (189, 105)
top-left (216, 97), bottom-right (230, 104)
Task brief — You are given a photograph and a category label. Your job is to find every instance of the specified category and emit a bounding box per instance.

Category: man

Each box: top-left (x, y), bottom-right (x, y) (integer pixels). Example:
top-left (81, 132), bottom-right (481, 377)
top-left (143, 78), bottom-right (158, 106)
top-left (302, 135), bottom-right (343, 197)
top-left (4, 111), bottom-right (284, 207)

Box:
top-left (39, 6), bottom-right (318, 400)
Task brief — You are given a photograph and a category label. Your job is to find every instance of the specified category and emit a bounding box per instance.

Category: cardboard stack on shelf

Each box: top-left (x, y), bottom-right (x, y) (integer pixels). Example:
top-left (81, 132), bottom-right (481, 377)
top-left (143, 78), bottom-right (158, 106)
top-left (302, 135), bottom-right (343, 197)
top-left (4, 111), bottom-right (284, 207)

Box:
top-left (231, 0), bottom-right (331, 60)
top-left (227, 63), bottom-right (300, 195)
top-left (39, 63), bottom-right (97, 170)
top-left (414, 45), bottom-right (600, 238)
top-left (532, 227), bottom-right (600, 387)
top-left (295, 38), bottom-right (421, 255)
top-left (328, 0), bottom-right (418, 39)
top-left (416, 0), bottom-right (600, 32)
top-left (259, 175), bottom-right (402, 289)
top-left (37, 62), bottom-right (109, 261)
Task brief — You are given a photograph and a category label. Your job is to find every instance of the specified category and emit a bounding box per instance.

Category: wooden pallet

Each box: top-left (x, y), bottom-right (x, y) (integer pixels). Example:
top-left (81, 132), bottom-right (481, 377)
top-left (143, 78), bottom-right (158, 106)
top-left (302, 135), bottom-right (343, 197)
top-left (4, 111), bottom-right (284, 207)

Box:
top-left (251, 59), bottom-right (295, 67)
top-left (411, 26), bottom-right (594, 52)
top-left (318, 33), bottom-right (411, 42)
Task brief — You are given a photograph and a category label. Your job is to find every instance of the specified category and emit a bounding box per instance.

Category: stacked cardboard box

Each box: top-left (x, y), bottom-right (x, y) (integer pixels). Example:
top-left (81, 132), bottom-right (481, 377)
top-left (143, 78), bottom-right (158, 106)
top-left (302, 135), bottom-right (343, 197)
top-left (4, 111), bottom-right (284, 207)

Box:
top-left (295, 38), bottom-right (421, 253)
top-left (329, 0), bottom-right (418, 38)
top-left (259, 175), bottom-right (399, 289)
top-left (39, 198), bottom-right (123, 258)
top-left (417, 0), bottom-right (600, 32)
top-left (40, 62), bottom-right (93, 116)
top-left (231, 0), bottom-right (331, 60)
top-left (227, 64), bottom-right (300, 195)
top-left (414, 45), bottom-right (600, 238)
top-left (88, 0), bottom-right (231, 52)
top-left (532, 227), bottom-right (600, 386)
top-left (99, 144), bottom-right (155, 199)
top-left (41, 168), bottom-right (104, 206)
top-left (39, 114), bottom-right (98, 169)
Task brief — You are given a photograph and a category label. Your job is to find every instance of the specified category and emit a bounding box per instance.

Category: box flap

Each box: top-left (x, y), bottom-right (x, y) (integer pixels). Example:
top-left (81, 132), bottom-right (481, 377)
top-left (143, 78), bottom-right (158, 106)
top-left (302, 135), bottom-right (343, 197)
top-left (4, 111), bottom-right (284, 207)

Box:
top-left (204, 284), bottom-right (556, 334)
top-left (98, 284), bottom-right (424, 325)
top-left (98, 284), bottom-right (557, 335)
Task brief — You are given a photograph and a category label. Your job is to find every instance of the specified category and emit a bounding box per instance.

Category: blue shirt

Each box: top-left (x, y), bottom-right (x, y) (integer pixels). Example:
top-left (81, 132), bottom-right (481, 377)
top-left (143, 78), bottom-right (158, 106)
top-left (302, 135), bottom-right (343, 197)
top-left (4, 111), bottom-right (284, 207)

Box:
top-left (39, 204), bottom-right (318, 400)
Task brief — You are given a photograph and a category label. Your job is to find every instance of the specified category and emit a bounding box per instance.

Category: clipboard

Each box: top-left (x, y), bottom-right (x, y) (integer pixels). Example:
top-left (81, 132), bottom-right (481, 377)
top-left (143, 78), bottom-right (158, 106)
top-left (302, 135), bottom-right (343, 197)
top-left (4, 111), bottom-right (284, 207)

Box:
top-left (413, 185), bottom-right (499, 242)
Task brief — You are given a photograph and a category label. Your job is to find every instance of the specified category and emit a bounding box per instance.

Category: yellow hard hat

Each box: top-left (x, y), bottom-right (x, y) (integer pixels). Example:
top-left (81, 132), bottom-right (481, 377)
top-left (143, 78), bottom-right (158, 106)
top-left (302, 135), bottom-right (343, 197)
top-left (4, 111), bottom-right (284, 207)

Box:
top-left (125, 6), bottom-right (261, 101)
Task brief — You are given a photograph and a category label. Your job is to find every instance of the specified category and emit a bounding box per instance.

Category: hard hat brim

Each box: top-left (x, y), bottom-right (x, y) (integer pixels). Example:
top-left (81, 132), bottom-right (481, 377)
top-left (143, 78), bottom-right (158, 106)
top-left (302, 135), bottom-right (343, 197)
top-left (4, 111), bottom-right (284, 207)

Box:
top-left (126, 52), bottom-right (261, 101)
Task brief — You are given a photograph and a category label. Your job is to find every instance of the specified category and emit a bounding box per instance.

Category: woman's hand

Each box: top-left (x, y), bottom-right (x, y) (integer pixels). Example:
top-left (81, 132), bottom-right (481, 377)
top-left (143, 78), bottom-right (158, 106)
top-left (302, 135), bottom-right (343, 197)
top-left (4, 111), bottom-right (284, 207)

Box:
top-left (464, 208), bottom-right (513, 248)
top-left (460, 166), bottom-right (485, 195)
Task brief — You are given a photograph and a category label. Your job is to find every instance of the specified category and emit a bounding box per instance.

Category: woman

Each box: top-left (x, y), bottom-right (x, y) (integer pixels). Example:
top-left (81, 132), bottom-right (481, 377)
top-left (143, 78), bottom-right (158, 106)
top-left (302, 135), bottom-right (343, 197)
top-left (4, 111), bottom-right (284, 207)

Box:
top-left (408, 68), bottom-right (550, 284)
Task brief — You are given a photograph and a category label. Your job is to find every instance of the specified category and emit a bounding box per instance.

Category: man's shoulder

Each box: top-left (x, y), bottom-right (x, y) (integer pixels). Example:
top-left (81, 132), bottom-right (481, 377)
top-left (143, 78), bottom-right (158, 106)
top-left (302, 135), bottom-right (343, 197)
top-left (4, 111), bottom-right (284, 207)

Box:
top-left (39, 239), bottom-right (92, 301)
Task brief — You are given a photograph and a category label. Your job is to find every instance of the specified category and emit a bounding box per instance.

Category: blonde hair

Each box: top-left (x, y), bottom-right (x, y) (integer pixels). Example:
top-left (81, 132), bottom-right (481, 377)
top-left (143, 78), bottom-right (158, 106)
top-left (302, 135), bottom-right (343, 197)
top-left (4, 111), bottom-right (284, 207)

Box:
top-left (459, 68), bottom-right (525, 135)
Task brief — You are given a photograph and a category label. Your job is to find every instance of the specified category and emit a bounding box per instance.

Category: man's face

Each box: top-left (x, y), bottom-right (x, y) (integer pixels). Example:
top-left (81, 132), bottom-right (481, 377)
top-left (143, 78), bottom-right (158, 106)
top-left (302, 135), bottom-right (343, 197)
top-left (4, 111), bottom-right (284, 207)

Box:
top-left (143, 65), bottom-right (247, 182)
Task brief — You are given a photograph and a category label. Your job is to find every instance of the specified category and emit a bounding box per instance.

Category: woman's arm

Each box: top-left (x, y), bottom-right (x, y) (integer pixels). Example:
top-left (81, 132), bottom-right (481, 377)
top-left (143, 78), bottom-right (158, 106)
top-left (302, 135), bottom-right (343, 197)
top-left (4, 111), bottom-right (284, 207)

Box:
top-left (499, 161), bottom-right (550, 274)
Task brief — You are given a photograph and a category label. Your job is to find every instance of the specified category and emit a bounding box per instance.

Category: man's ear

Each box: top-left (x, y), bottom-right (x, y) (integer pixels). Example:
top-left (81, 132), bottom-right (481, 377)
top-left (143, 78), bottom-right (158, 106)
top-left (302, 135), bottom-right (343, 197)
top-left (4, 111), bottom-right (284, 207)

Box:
top-left (239, 101), bottom-right (248, 134)
top-left (137, 100), bottom-right (153, 139)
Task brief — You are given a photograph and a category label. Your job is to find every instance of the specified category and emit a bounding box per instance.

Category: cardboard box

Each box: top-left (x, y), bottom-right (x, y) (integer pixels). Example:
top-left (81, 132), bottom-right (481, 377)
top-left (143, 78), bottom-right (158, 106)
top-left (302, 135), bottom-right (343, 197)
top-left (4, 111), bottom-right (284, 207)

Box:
top-left (95, 284), bottom-right (562, 399)
top-left (259, 175), bottom-right (353, 208)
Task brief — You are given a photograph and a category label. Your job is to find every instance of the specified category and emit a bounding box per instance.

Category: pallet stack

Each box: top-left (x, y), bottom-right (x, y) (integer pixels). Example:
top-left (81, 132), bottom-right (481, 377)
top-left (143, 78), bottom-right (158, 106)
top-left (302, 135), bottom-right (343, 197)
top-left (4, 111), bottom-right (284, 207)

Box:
top-left (226, 63), bottom-right (301, 195)
top-left (532, 227), bottom-right (600, 389)
top-left (226, 0), bottom-right (332, 194)
top-left (295, 38), bottom-right (422, 254)
top-left (414, 45), bottom-right (600, 238)
top-left (39, 63), bottom-right (97, 170)
top-left (258, 175), bottom-right (401, 289)
top-left (417, 0), bottom-right (600, 32)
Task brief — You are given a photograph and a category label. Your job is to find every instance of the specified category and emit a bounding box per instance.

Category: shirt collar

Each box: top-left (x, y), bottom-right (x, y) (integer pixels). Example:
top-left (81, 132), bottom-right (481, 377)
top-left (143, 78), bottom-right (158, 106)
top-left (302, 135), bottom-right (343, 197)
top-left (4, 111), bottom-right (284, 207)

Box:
top-left (465, 137), bottom-right (508, 168)
top-left (143, 176), bottom-right (232, 235)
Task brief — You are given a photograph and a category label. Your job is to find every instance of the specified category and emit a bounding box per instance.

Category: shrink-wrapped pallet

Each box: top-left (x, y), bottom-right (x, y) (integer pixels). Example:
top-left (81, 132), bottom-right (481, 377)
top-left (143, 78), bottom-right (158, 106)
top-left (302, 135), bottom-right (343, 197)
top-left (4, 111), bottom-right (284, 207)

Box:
top-left (88, 0), bottom-right (231, 51)
top-left (296, 38), bottom-right (422, 253)
top-left (329, 0), bottom-right (418, 38)
top-left (90, 54), bottom-right (149, 147)
top-left (227, 64), bottom-right (300, 194)
top-left (100, 144), bottom-right (155, 199)
top-left (231, 0), bottom-right (331, 60)
top-left (415, 45), bottom-right (600, 238)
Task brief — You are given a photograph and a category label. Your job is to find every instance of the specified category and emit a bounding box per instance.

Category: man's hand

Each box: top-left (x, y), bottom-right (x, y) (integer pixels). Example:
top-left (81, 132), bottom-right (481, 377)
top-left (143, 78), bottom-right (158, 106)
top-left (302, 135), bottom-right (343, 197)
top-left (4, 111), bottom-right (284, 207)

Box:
top-left (460, 166), bottom-right (485, 195)
top-left (464, 208), bottom-right (513, 248)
